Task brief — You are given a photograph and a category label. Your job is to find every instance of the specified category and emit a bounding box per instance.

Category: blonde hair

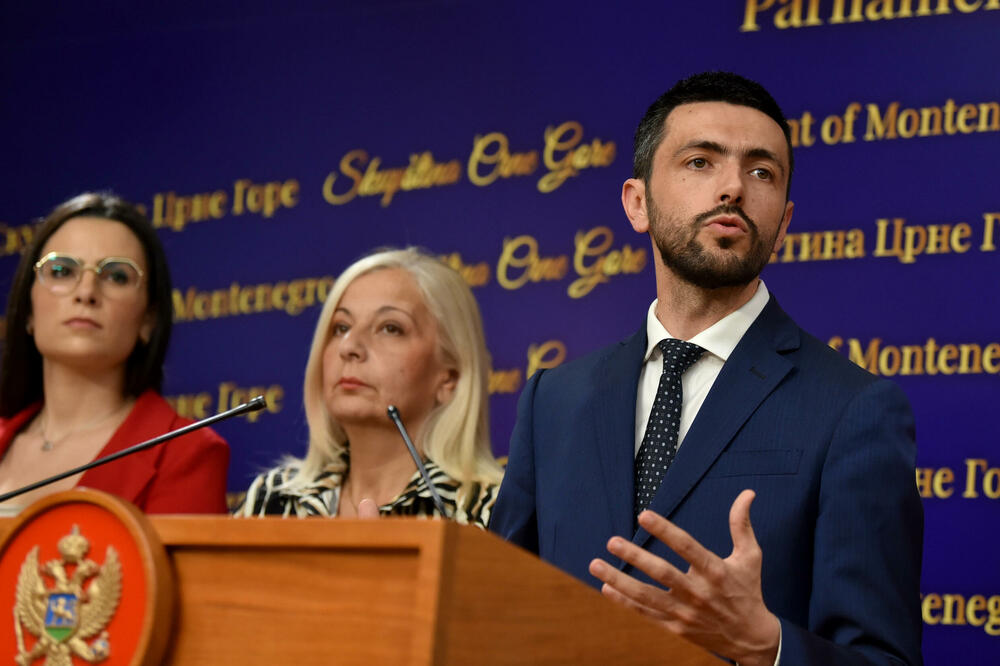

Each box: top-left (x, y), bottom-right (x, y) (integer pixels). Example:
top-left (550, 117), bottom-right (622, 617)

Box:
top-left (289, 247), bottom-right (503, 495)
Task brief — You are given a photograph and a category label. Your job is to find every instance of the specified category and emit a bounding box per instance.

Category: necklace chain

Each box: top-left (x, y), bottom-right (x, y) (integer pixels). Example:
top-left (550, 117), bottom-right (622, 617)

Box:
top-left (38, 401), bottom-right (131, 452)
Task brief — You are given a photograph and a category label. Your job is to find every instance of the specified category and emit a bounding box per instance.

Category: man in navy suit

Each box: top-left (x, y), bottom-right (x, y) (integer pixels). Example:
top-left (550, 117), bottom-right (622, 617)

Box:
top-left (491, 72), bottom-right (923, 665)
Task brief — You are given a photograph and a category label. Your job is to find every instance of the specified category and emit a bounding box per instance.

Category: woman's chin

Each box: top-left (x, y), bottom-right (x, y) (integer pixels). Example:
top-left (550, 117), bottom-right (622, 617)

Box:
top-left (329, 405), bottom-right (387, 428)
top-left (40, 347), bottom-right (127, 375)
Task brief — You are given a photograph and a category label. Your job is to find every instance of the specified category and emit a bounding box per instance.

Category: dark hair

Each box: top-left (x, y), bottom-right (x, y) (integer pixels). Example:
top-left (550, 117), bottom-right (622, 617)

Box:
top-left (0, 192), bottom-right (173, 417)
top-left (632, 71), bottom-right (794, 195)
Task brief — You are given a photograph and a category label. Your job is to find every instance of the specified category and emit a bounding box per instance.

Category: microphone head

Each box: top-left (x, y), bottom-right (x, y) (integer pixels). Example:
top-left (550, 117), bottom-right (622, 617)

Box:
top-left (386, 405), bottom-right (400, 421)
top-left (247, 395), bottom-right (268, 412)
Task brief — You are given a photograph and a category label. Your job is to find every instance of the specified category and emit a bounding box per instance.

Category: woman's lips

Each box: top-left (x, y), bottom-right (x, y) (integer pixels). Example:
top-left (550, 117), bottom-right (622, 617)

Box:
top-left (64, 317), bottom-right (101, 330)
top-left (337, 377), bottom-right (369, 389)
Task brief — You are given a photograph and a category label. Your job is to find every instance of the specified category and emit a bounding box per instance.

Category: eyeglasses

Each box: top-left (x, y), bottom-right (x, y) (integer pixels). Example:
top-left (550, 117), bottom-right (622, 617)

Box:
top-left (33, 252), bottom-right (145, 296)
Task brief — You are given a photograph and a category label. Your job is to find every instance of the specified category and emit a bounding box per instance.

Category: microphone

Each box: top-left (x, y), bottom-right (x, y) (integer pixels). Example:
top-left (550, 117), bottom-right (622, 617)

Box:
top-left (386, 405), bottom-right (451, 519)
top-left (0, 395), bottom-right (268, 504)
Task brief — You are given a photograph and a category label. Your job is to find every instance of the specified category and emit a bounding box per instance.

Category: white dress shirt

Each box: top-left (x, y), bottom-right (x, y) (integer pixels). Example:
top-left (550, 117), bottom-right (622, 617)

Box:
top-left (634, 280), bottom-right (770, 456)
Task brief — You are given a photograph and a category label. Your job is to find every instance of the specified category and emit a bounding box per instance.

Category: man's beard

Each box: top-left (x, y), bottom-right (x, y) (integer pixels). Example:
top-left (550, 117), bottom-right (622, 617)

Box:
top-left (647, 195), bottom-right (778, 290)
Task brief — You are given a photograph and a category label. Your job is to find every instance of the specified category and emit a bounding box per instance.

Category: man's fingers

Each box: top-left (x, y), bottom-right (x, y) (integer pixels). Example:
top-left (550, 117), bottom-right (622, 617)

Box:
top-left (728, 489), bottom-right (759, 554)
top-left (605, 536), bottom-right (688, 590)
top-left (590, 557), bottom-right (637, 589)
top-left (590, 558), bottom-right (673, 618)
top-left (638, 509), bottom-right (717, 571)
top-left (599, 582), bottom-right (671, 621)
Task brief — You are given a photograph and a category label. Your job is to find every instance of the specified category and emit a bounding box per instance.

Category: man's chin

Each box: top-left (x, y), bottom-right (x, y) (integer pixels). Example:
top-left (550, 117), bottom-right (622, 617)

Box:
top-left (687, 241), bottom-right (753, 267)
top-left (696, 227), bottom-right (754, 251)
top-left (680, 271), bottom-right (757, 291)
top-left (700, 228), bottom-right (751, 250)
top-left (665, 251), bottom-right (763, 290)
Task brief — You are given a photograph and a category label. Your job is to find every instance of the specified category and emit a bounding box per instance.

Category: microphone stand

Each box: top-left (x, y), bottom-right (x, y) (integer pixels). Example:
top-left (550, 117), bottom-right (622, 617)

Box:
top-left (0, 395), bottom-right (267, 504)
top-left (387, 405), bottom-right (451, 519)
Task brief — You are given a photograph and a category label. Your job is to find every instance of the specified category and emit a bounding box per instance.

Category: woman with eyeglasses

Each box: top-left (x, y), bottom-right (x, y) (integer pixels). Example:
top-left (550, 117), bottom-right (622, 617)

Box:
top-left (0, 193), bottom-right (229, 514)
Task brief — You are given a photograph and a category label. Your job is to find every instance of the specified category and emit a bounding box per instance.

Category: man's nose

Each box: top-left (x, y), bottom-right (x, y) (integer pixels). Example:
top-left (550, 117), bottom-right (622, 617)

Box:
top-left (717, 164), bottom-right (745, 205)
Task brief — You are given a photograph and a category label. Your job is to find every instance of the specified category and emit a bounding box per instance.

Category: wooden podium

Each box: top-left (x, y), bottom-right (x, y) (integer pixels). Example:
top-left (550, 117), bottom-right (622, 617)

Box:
top-left (0, 499), bottom-right (717, 665)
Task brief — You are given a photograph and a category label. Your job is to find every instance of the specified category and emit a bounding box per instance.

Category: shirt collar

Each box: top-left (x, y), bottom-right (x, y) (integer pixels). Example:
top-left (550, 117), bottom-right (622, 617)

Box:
top-left (643, 280), bottom-right (770, 363)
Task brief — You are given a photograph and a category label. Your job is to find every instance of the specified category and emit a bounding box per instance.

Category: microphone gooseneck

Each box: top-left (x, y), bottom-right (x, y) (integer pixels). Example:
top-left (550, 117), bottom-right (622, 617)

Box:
top-left (386, 405), bottom-right (451, 519)
top-left (0, 395), bottom-right (269, 504)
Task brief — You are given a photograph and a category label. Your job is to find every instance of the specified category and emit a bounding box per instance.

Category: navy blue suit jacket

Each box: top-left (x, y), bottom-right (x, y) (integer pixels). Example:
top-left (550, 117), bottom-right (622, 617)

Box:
top-left (491, 297), bottom-right (923, 665)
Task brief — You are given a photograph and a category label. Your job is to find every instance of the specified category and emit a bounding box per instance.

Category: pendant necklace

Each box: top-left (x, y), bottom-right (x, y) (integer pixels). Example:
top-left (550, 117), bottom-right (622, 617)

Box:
top-left (37, 402), bottom-right (132, 452)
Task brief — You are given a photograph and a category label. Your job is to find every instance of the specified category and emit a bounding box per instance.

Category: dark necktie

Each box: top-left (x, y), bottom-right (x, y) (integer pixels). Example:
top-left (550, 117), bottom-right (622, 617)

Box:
top-left (634, 338), bottom-right (705, 519)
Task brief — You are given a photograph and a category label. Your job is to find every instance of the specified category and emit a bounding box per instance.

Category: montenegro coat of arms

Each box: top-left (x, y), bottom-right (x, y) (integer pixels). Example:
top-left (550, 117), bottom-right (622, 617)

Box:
top-left (12, 525), bottom-right (121, 666)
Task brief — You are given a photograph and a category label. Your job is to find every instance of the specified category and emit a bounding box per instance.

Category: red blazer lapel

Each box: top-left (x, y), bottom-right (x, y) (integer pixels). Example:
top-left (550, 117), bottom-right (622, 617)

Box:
top-left (77, 390), bottom-right (169, 504)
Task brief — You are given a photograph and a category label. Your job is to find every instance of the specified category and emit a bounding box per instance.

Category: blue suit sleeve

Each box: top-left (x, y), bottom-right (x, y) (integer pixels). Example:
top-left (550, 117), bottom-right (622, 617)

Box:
top-left (489, 368), bottom-right (542, 553)
top-left (779, 378), bottom-right (923, 666)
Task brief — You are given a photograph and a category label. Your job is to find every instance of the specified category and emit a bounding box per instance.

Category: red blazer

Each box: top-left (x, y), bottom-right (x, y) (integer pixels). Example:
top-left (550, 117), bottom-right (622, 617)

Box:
top-left (0, 390), bottom-right (229, 514)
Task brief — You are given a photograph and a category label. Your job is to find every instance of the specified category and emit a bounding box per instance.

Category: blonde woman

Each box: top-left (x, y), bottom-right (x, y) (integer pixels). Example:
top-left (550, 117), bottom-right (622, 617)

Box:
top-left (237, 248), bottom-right (503, 527)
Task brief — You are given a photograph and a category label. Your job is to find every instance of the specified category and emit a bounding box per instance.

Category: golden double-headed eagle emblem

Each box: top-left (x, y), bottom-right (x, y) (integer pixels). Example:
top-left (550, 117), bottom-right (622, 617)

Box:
top-left (12, 525), bottom-right (121, 666)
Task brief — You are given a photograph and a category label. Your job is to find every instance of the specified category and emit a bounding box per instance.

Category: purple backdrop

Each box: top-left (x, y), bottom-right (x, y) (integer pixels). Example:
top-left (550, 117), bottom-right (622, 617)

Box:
top-left (1, 2), bottom-right (998, 662)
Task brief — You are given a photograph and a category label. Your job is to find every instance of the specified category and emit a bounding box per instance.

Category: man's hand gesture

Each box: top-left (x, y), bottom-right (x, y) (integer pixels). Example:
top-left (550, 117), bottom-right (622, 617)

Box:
top-left (588, 490), bottom-right (780, 666)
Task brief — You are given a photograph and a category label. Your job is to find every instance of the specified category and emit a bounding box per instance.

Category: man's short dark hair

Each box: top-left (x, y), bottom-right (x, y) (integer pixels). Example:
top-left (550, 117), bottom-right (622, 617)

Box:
top-left (632, 71), bottom-right (794, 195)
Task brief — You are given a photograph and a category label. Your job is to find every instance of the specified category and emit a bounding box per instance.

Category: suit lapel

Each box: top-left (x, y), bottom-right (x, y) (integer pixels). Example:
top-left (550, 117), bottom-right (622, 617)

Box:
top-left (593, 327), bottom-right (646, 543)
top-left (631, 297), bottom-right (801, 549)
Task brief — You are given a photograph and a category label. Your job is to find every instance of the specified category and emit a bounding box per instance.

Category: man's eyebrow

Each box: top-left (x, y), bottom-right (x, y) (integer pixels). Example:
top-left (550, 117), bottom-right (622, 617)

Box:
top-left (746, 147), bottom-right (785, 176)
top-left (674, 140), bottom-right (786, 177)
top-left (674, 140), bottom-right (728, 158)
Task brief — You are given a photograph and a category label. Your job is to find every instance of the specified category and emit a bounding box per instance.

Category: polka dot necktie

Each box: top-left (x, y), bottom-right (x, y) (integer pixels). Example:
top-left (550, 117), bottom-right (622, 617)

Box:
top-left (634, 338), bottom-right (705, 519)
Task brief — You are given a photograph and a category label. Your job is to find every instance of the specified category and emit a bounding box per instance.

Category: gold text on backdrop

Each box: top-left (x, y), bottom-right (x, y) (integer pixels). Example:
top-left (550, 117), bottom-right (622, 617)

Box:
top-left (828, 336), bottom-right (1000, 376)
top-left (172, 277), bottom-right (336, 321)
top-left (771, 214), bottom-right (997, 264)
top-left (0, 222), bottom-right (33, 257)
top-left (322, 150), bottom-right (462, 206)
top-left (741, 0), bottom-right (999, 31)
top-left (438, 252), bottom-right (491, 287)
top-left (496, 235), bottom-right (569, 290)
top-left (568, 227), bottom-right (646, 298)
top-left (786, 99), bottom-right (999, 147)
top-left (773, 229), bottom-right (865, 263)
top-left (920, 593), bottom-right (1000, 636)
top-left (916, 460), bottom-right (1000, 500)
top-left (151, 178), bottom-right (300, 231)
top-left (166, 382), bottom-right (284, 422)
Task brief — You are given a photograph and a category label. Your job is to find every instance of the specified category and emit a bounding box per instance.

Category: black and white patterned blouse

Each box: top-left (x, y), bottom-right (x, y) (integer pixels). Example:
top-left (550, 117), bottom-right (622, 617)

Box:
top-left (234, 456), bottom-right (498, 529)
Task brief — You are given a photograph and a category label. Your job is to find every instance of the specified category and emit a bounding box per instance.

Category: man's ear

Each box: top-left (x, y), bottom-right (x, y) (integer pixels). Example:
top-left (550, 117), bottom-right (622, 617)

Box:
top-left (772, 200), bottom-right (794, 254)
top-left (622, 178), bottom-right (649, 234)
